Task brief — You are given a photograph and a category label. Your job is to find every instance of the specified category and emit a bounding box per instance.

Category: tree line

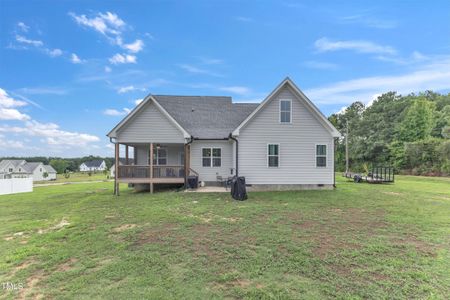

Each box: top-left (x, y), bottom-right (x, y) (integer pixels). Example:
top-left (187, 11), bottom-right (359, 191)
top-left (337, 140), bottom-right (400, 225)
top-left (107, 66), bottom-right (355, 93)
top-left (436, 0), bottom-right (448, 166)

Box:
top-left (329, 91), bottom-right (450, 176)
top-left (0, 155), bottom-right (115, 174)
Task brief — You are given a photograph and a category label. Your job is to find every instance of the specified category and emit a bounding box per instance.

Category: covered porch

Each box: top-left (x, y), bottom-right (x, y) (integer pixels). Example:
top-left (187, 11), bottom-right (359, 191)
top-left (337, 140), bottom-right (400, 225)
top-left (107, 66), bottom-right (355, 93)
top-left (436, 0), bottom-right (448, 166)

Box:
top-left (113, 142), bottom-right (196, 194)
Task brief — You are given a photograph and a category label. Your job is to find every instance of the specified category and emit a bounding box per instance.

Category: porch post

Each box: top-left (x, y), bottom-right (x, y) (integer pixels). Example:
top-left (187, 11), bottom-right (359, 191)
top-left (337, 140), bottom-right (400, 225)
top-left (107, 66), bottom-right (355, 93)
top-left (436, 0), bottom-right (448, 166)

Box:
top-left (149, 143), bottom-right (154, 193)
top-left (114, 143), bottom-right (120, 196)
top-left (125, 145), bottom-right (129, 165)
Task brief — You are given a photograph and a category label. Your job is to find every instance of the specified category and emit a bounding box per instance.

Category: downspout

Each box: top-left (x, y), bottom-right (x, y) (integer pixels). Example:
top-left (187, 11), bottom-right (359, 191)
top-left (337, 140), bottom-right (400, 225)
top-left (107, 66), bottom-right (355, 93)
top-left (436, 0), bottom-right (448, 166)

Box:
top-left (184, 136), bottom-right (194, 188)
top-left (333, 137), bottom-right (337, 188)
top-left (228, 134), bottom-right (238, 177)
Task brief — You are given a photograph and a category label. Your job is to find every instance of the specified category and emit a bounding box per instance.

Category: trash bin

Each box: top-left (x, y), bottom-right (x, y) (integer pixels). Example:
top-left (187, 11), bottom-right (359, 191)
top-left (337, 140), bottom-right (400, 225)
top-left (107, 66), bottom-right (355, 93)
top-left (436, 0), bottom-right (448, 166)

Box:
top-left (187, 176), bottom-right (198, 189)
top-left (231, 176), bottom-right (247, 201)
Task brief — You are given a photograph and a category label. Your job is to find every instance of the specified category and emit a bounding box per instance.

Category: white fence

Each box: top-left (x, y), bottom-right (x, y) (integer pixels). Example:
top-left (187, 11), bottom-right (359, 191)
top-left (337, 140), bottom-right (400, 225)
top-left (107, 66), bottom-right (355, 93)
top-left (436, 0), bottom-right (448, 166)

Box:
top-left (0, 178), bottom-right (33, 196)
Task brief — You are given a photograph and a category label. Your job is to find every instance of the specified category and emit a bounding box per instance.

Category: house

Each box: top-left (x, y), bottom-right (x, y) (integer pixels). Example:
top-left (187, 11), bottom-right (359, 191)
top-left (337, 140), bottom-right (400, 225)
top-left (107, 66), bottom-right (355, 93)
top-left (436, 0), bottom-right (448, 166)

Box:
top-left (43, 165), bottom-right (57, 180)
top-left (79, 160), bottom-right (106, 172)
top-left (0, 160), bottom-right (57, 181)
top-left (107, 77), bottom-right (341, 194)
top-left (110, 158), bottom-right (134, 178)
top-left (0, 160), bottom-right (30, 179)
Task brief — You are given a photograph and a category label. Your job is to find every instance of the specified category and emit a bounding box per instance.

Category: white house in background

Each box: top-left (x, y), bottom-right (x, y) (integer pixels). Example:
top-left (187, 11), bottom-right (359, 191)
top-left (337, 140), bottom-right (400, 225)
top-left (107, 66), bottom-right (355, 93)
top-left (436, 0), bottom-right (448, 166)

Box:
top-left (79, 160), bottom-right (106, 172)
top-left (0, 160), bottom-right (56, 181)
top-left (107, 77), bottom-right (341, 193)
top-left (43, 165), bottom-right (57, 180)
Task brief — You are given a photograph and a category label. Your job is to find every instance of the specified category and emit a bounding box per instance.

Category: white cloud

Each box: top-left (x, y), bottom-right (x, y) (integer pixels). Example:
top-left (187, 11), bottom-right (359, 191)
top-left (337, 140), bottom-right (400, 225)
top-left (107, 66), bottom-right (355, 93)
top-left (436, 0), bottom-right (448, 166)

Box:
top-left (0, 108), bottom-right (30, 121)
top-left (198, 57), bottom-right (223, 65)
top-left (0, 88), bottom-right (28, 108)
top-left (104, 66), bottom-right (112, 72)
top-left (123, 39), bottom-right (144, 53)
top-left (109, 53), bottom-right (137, 64)
top-left (71, 53), bottom-right (84, 64)
top-left (314, 37), bottom-right (397, 55)
top-left (0, 121), bottom-right (100, 146)
top-left (17, 22), bottom-right (30, 32)
top-left (0, 88), bottom-right (30, 121)
top-left (178, 64), bottom-right (222, 77)
top-left (305, 56), bottom-right (450, 105)
top-left (134, 98), bottom-right (143, 105)
top-left (18, 87), bottom-right (66, 95)
top-left (47, 48), bottom-right (63, 57)
top-left (339, 15), bottom-right (397, 29)
top-left (117, 85), bottom-right (144, 93)
top-left (69, 11), bottom-right (125, 36)
top-left (103, 108), bottom-right (131, 116)
top-left (15, 35), bottom-right (43, 47)
top-left (219, 86), bottom-right (252, 95)
top-left (2, 140), bottom-right (25, 149)
top-left (304, 61), bottom-right (338, 70)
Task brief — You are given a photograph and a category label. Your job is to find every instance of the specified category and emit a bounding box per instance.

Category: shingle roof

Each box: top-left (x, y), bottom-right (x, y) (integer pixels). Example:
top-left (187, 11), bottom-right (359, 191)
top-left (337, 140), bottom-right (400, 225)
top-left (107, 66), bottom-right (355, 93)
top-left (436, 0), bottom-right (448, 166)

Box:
top-left (82, 160), bottom-right (104, 168)
top-left (153, 95), bottom-right (259, 138)
top-left (43, 165), bottom-right (57, 173)
top-left (22, 162), bottom-right (43, 173)
top-left (0, 159), bottom-right (26, 170)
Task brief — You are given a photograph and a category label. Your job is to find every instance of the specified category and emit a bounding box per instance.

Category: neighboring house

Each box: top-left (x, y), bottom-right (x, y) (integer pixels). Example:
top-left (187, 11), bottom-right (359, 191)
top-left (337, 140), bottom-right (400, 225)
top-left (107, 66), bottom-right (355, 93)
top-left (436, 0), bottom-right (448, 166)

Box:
top-left (111, 158), bottom-right (134, 178)
top-left (0, 160), bottom-right (56, 181)
top-left (79, 160), bottom-right (106, 172)
top-left (107, 77), bottom-right (341, 194)
top-left (43, 165), bottom-right (57, 180)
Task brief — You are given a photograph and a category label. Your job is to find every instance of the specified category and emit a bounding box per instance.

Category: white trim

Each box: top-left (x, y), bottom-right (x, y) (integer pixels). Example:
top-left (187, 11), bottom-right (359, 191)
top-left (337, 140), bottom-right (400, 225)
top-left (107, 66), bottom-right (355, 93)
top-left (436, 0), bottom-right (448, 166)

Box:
top-left (232, 77), bottom-right (341, 137)
top-left (201, 147), bottom-right (222, 168)
top-left (279, 99), bottom-right (292, 124)
top-left (315, 144), bottom-right (327, 168)
top-left (152, 147), bottom-right (168, 166)
top-left (267, 143), bottom-right (280, 168)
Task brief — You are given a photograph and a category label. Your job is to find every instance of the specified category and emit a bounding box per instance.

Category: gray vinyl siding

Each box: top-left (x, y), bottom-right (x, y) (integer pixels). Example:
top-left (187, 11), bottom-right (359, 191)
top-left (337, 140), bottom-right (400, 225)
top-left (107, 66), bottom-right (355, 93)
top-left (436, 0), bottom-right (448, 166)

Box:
top-left (134, 144), bottom-right (184, 166)
top-left (190, 140), bottom-right (233, 182)
top-left (116, 101), bottom-right (185, 143)
top-left (238, 86), bottom-right (334, 185)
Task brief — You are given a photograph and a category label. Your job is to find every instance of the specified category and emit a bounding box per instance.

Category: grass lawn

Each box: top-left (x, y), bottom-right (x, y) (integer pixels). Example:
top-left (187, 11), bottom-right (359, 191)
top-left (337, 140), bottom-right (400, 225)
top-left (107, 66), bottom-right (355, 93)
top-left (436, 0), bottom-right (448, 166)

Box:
top-left (0, 176), bottom-right (449, 299)
top-left (34, 172), bottom-right (111, 184)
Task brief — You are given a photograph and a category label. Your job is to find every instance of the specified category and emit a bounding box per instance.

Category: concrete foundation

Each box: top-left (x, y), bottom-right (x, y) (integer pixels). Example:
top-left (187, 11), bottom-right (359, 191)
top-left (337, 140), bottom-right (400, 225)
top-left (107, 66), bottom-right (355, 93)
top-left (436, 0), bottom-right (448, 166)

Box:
top-left (246, 184), bottom-right (334, 191)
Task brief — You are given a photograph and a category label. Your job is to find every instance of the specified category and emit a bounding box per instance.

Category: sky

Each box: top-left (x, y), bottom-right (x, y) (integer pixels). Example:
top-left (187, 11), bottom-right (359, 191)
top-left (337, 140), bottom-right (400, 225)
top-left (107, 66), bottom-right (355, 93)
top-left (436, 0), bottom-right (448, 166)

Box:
top-left (1, 0), bottom-right (449, 157)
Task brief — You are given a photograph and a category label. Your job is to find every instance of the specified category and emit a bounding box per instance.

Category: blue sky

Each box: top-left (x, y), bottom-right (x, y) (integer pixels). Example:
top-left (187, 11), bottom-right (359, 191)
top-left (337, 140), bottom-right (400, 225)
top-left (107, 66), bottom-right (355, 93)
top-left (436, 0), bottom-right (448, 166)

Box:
top-left (1, 0), bottom-right (449, 157)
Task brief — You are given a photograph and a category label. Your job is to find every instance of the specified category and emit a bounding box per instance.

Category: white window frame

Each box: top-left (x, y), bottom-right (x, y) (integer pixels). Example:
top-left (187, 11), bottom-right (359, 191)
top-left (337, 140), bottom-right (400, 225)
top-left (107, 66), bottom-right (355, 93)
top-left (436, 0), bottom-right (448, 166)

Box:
top-left (153, 147), bottom-right (168, 166)
top-left (267, 143), bottom-right (280, 168)
top-left (279, 99), bottom-right (292, 124)
top-left (201, 147), bottom-right (222, 168)
top-left (315, 144), bottom-right (327, 168)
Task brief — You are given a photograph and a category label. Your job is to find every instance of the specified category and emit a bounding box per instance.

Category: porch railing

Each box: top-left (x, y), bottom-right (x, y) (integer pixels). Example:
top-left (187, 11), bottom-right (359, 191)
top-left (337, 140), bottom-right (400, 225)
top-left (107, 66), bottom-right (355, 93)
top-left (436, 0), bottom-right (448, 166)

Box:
top-left (117, 165), bottom-right (185, 179)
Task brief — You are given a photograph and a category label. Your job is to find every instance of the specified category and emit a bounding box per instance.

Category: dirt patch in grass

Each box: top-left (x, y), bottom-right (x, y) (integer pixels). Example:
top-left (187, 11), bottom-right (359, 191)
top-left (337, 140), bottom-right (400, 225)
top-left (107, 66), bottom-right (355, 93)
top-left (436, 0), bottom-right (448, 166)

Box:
top-left (17, 271), bottom-right (45, 300)
top-left (391, 235), bottom-right (437, 256)
top-left (287, 208), bottom-right (387, 258)
top-left (56, 258), bottom-right (78, 272)
top-left (38, 218), bottom-right (70, 234)
top-left (135, 224), bottom-right (179, 245)
top-left (382, 191), bottom-right (404, 196)
top-left (112, 224), bottom-right (137, 233)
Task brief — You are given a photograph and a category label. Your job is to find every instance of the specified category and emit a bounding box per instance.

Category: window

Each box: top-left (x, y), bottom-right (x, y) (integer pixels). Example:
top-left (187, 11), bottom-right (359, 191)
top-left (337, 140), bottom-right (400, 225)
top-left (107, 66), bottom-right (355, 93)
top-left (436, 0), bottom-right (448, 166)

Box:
top-left (8, 168), bottom-right (13, 172)
top-left (268, 144), bottom-right (279, 167)
top-left (280, 99), bottom-right (291, 123)
top-left (316, 145), bottom-right (327, 167)
top-left (153, 148), bottom-right (167, 165)
top-left (202, 148), bottom-right (221, 167)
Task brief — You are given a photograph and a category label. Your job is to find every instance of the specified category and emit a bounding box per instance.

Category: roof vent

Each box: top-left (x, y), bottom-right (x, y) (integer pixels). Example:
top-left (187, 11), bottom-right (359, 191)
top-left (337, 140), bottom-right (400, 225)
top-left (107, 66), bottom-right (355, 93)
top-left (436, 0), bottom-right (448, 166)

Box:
top-left (191, 108), bottom-right (195, 112)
